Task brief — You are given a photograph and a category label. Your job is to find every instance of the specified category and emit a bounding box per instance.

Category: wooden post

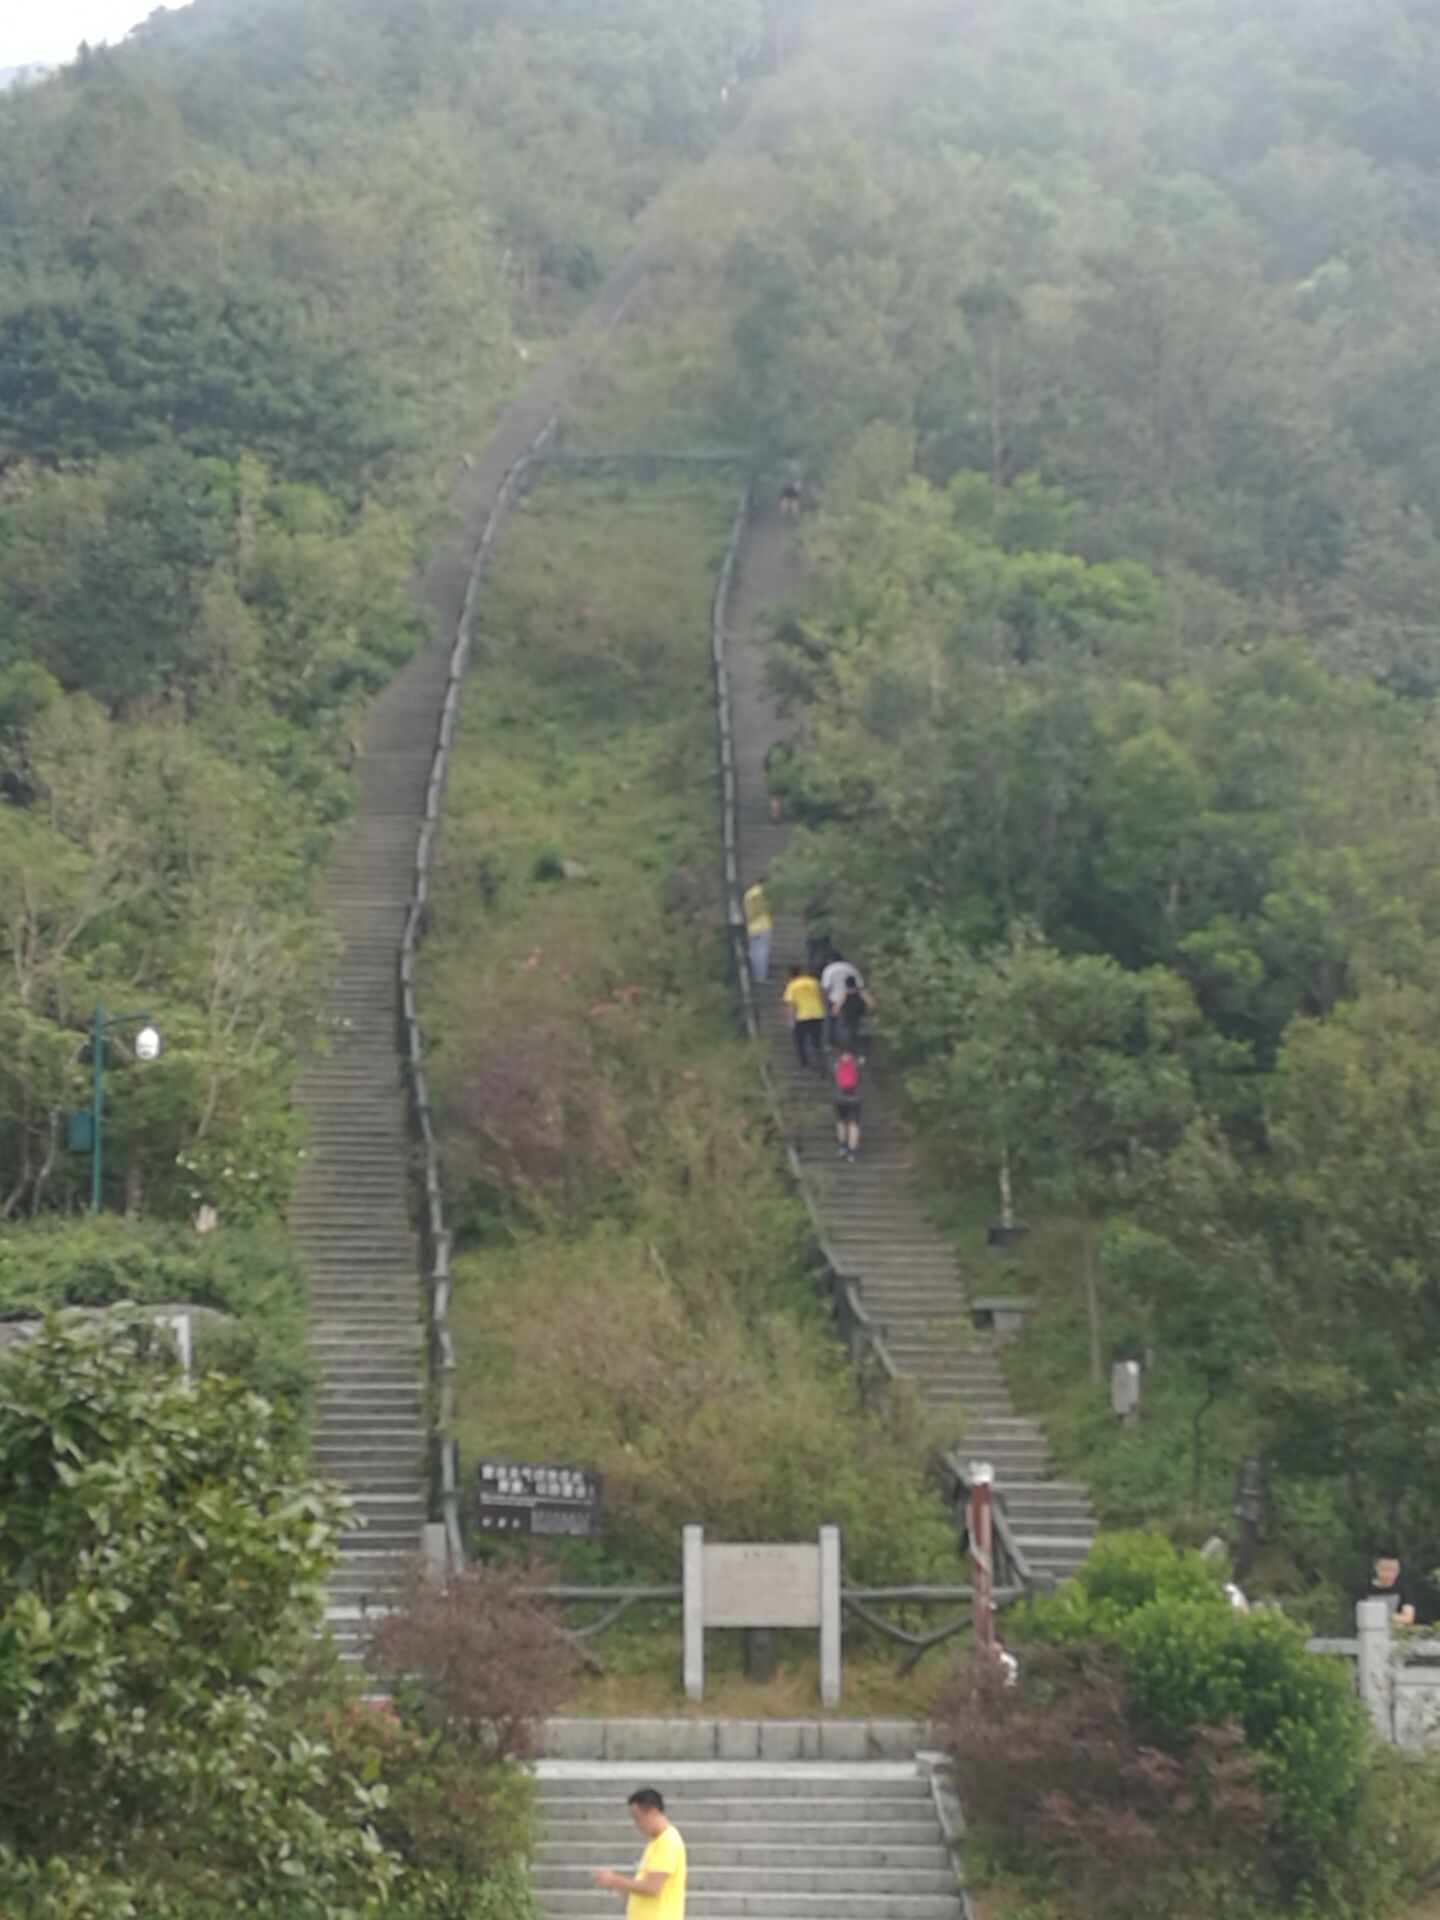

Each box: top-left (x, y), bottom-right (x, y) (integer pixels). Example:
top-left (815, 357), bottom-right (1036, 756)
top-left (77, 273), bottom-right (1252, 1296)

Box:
top-left (967, 1466), bottom-right (996, 1659)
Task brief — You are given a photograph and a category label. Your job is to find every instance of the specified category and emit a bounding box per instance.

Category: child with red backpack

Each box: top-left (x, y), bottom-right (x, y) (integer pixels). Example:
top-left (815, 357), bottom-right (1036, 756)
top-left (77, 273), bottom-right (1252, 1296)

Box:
top-left (833, 1050), bottom-right (862, 1164)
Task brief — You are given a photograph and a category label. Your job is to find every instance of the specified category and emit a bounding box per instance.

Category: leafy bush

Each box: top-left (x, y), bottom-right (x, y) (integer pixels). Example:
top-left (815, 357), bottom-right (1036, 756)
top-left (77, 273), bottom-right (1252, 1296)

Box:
top-left (0, 1315), bottom-right (376, 1910)
top-left (369, 1564), bottom-right (577, 1760)
top-left (942, 1645), bottom-right (1274, 1919)
top-left (1014, 1534), bottom-right (1372, 1888)
top-left (0, 1215), bottom-right (311, 1416)
top-left (1024, 1530), bottom-right (1241, 1642)
top-left (0, 1318), bottom-right (545, 1918)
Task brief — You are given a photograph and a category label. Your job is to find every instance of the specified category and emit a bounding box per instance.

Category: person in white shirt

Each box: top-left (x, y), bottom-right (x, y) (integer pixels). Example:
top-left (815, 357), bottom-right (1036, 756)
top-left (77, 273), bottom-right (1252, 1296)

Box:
top-left (821, 954), bottom-right (863, 1049)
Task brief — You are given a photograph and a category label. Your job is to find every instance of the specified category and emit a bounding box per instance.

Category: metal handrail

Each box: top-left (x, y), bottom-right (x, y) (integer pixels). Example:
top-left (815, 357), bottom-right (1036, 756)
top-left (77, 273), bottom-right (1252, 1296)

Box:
top-left (708, 494), bottom-right (902, 1392)
top-left (398, 412), bottom-right (562, 1569)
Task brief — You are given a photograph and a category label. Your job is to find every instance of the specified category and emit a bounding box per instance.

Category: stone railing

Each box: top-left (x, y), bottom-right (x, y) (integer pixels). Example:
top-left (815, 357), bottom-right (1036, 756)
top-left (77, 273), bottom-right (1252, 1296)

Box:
top-left (1310, 1600), bottom-right (1440, 1752)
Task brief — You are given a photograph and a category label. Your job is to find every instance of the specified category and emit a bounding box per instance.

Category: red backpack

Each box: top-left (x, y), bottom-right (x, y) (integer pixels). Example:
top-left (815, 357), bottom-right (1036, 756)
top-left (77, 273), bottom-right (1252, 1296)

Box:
top-left (834, 1054), bottom-right (860, 1096)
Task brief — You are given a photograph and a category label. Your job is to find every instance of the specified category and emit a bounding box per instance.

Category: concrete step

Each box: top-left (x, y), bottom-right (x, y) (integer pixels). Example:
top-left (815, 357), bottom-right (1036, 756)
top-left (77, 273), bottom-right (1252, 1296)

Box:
top-left (540, 1842), bottom-right (950, 1870)
top-left (537, 1891), bottom-right (958, 1918)
top-left (539, 1779), bottom-right (931, 1804)
top-left (536, 1865), bottom-right (957, 1896)
top-left (541, 1798), bottom-right (936, 1826)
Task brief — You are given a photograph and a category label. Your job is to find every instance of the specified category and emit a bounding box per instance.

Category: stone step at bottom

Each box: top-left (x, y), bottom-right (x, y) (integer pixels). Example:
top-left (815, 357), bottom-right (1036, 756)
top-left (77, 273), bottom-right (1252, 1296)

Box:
top-left (540, 1843), bottom-right (950, 1870)
top-left (536, 1867), bottom-right (957, 1896)
top-left (536, 1896), bottom-right (959, 1919)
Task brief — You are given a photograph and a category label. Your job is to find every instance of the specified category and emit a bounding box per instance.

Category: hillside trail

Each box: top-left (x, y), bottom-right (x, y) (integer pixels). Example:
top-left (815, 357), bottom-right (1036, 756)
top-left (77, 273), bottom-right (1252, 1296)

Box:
top-left (722, 505), bottom-right (1095, 1584)
top-left (289, 231), bottom-right (664, 1649)
top-left (291, 58), bottom-right (1091, 1646)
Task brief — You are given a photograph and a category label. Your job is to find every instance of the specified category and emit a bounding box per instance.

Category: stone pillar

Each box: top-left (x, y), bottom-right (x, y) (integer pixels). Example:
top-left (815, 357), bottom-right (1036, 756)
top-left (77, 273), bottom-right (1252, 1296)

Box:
top-left (420, 1522), bottom-right (448, 1582)
top-left (683, 1524), bottom-right (705, 1702)
top-left (819, 1525), bottom-right (842, 1708)
top-left (1356, 1599), bottom-right (1393, 1743)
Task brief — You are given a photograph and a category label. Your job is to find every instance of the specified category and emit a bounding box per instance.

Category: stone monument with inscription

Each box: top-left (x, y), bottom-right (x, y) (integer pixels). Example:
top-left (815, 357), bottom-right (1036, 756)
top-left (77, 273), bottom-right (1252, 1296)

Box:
top-left (682, 1524), bottom-right (842, 1706)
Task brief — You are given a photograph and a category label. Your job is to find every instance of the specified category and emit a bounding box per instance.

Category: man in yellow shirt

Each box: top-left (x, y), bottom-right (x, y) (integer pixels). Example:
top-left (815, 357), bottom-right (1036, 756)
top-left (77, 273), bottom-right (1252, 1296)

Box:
top-left (742, 875), bottom-right (773, 984)
top-left (782, 962), bottom-right (827, 1069)
top-left (592, 1787), bottom-right (687, 1919)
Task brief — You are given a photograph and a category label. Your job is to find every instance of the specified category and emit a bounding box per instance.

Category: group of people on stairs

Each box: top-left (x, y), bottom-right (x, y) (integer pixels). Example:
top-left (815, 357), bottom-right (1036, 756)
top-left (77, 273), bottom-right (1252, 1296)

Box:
top-left (742, 875), bottom-right (873, 1165)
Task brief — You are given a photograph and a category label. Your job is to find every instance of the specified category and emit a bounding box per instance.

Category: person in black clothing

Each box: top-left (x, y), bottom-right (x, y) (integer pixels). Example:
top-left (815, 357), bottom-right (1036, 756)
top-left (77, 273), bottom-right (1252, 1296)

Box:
top-left (838, 971), bottom-right (866, 1057)
top-left (1355, 1552), bottom-right (1417, 1624)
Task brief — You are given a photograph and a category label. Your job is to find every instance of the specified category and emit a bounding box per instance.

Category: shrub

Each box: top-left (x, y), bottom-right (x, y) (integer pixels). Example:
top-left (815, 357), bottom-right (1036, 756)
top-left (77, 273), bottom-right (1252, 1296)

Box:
top-left (941, 1645), bottom-right (1275, 1919)
top-left (454, 1222), bottom-right (954, 1583)
top-left (312, 1693), bottom-right (542, 1897)
top-left (0, 1214), bottom-right (311, 1416)
top-left (1018, 1533), bottom-right (1373, 1882)
top-left (0, 1316), bottom-right (385, 1913)
top-left (444, 1022), bottom-right (635, 1224)
top-left (368, 1563), bottom-right (576, 1759)
top-left (1024, 1530), bottom-right (1228, 1641)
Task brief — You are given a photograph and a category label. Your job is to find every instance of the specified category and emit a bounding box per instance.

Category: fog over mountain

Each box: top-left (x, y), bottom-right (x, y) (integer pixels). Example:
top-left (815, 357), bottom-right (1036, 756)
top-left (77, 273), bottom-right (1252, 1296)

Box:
top-left (0, 64), bottom-right (54, 89)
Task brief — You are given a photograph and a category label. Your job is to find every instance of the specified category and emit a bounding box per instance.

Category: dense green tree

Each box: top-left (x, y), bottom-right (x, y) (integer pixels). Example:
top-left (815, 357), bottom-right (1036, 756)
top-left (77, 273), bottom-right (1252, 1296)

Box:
top-left (904, 937), bottom-right (1208, 1384)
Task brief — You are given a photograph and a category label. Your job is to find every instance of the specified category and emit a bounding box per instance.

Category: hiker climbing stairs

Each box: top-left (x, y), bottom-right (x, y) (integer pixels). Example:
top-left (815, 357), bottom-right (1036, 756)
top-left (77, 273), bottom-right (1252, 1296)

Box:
top-left (534, 1753), bottom-right (964, 1919)
top-left (721, 507), bottom-right (1095, 1584)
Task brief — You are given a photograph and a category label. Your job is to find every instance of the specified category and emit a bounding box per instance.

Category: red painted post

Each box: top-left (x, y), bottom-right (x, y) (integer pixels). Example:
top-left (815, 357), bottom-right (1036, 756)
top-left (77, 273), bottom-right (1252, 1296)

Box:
top-left (967, 1462), bottom-right (996, 1659)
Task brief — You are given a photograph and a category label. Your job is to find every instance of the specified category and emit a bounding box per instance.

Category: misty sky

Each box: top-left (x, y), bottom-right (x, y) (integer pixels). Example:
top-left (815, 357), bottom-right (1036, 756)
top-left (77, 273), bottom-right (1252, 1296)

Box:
top-left (4, 2), bottom-right (193, 69)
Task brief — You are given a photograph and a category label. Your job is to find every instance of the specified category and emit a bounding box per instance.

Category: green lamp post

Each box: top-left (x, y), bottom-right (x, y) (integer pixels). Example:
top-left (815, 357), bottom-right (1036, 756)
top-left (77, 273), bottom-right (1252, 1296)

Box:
top-left (78, 1005), bottom-right (164, 1214)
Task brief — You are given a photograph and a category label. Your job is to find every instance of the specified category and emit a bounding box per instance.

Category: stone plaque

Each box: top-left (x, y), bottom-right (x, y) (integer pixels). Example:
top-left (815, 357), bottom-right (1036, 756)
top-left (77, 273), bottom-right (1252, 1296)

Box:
top-left (683, 1526), bottom-right (841, 1706)
top-left (701, 1543), bottom-right (822, 1629)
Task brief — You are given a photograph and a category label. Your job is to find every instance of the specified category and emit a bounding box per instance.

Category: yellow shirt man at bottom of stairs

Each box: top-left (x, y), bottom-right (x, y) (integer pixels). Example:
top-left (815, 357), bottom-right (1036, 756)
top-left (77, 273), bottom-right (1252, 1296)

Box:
top-left (592, 1793), bottom-right (686, 1920)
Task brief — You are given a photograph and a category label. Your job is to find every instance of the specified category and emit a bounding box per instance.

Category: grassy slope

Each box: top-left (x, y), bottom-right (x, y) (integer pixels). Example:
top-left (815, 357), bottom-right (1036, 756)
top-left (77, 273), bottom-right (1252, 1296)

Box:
top-left (422, 461), bottom-right (956, 1710)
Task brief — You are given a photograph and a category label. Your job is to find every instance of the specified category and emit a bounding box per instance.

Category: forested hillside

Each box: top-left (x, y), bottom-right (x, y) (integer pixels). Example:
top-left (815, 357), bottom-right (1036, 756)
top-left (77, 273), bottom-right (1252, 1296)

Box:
top-left (669, 0), bottom-right (1440, 1613)
top-left (0, 0), bottom-right (753, 1233)
top-left (0, 5), bottom-right (757, 1914)
top-left (8, 0), bottom-right (1440, 1912)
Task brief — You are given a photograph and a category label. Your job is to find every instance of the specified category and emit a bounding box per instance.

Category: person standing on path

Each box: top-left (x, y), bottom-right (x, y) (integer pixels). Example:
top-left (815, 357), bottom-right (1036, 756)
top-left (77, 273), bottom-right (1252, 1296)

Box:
top-left (592, 1787), bottom-right (687, 1918)
top-left (783, 962), bottom-right (827, 1070)
top-left (833, 1047), bottom-right (863, 1162)
top-left (742, 875), bottom-right (773, 985)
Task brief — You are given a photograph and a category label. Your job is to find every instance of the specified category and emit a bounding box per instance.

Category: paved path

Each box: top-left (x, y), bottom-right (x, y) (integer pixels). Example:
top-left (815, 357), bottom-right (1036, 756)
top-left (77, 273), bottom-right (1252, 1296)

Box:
top-left (722, 509), bottom-right (1095, 1583)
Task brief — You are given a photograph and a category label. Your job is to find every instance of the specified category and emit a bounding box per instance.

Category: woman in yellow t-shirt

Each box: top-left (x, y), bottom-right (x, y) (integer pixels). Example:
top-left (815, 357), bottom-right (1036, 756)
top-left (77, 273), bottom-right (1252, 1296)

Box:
top-left (782, 964), bottom-right (827, 1069)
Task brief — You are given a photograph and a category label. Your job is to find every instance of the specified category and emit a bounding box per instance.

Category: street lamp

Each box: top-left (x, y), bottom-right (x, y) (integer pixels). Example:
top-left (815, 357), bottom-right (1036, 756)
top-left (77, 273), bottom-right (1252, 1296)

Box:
top-left (77, 1005), bottom-right (164, 1214)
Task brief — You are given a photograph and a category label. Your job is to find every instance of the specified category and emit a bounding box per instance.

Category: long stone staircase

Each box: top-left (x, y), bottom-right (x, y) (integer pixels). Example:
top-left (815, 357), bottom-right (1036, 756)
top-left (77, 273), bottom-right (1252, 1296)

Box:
top-left (723, 511), bottom-right (1095, 1584)
top-left (290, 235), bottom-right (659, 1650)
top-left (534, 1761), bottom-right (963, 1920)
top-left (291, 661), bottom-right (443, 1650)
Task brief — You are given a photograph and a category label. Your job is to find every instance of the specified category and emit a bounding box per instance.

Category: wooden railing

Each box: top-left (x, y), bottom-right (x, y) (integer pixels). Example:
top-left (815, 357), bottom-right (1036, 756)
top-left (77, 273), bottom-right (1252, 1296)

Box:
top-left (399, 415), bottom-right (561, 1569)
top-left (521, 1577), bottom-right (1020, 1677)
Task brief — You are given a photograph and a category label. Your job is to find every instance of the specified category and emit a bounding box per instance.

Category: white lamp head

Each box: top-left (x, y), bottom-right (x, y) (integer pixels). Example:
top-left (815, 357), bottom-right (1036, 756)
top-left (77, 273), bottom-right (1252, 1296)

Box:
top-left (134, 1025), bottom-right (163, 1063)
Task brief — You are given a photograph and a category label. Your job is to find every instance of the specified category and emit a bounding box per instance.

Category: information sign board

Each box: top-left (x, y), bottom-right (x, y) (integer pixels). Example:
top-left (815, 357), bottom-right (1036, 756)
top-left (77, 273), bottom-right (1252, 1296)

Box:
top-left (475, 1460), bottom-right (601, 1537)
